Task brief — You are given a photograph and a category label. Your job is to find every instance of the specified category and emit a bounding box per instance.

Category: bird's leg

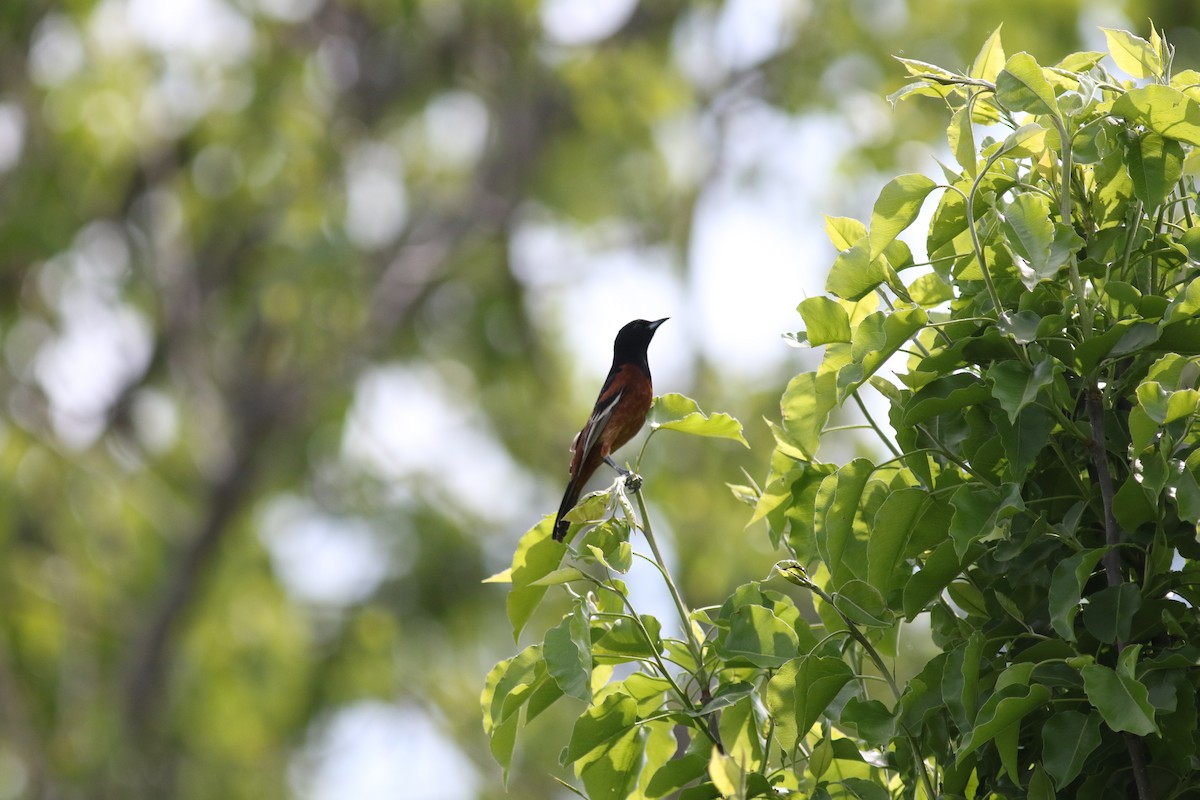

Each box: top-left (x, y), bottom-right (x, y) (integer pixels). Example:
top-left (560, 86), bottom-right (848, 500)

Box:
top-left (605, 456), bottom-right (643, 493)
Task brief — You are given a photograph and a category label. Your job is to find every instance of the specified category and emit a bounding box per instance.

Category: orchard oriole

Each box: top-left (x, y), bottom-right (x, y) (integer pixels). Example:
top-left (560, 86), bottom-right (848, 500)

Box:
top-left (553, 318), bottom-right (667, 541)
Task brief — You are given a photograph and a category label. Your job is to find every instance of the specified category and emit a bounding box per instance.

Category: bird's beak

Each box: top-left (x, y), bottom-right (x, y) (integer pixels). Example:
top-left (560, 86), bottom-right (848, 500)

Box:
top-left (649, 318), bottom-right (668, 330)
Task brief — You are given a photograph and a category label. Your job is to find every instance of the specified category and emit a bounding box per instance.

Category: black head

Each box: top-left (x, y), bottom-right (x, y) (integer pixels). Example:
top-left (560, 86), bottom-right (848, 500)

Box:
top-left (613, 318), bottom-right (667, 364)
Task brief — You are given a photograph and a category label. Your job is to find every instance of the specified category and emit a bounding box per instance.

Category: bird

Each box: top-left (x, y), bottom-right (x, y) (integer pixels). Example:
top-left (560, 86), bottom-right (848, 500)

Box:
top-left (552, 318), bottom-right (668, 541)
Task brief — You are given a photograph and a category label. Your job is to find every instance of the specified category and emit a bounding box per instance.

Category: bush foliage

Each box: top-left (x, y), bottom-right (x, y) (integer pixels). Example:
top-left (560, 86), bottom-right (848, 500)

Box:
top-left (486, 26), bottom-right (1200, 800)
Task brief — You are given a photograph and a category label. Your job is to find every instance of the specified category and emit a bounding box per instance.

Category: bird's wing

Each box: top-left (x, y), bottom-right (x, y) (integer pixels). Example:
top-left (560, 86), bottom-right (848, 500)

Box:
top-left (575, 387), bottom-right (622, 462)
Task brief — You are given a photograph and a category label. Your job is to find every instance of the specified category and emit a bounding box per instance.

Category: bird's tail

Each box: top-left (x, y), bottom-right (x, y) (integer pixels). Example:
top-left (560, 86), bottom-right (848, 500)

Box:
top-left (553, 476), bottom-right (584, 541)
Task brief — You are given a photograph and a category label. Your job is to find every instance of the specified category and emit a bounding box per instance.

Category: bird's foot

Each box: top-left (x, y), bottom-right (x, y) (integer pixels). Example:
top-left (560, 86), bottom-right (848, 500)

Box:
top-left (623, 472), bottom-right (643, 494)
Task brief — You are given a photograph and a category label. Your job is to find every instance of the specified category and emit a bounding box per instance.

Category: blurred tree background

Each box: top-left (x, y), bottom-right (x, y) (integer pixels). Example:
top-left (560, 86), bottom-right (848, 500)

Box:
top-left (0, 1), bottom-right (1194, 798)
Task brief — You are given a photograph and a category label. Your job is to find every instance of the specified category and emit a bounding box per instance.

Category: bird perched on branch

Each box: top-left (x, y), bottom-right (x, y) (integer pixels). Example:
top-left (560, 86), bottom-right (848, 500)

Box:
top-left (553, 318), bottom-right (667, 541)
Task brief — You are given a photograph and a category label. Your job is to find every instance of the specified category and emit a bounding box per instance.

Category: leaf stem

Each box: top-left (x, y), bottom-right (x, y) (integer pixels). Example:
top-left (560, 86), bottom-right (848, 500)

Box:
top-left (632, 486), bottom-right (724, 752)
top-left (852, 390), bottom-right (902, 459)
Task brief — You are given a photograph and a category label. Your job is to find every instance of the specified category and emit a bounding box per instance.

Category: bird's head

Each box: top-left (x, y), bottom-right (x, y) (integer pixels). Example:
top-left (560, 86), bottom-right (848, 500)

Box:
top-left (613, 318), bottom-right (667, 361)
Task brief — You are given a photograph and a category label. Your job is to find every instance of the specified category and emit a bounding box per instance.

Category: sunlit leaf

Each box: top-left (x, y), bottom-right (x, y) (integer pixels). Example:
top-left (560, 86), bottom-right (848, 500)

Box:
top-left (568, 693), bottom-right (646, 799)
top-left (780, 370), bottom-right (837, 459)
top-left (798, 296), bottom-right (852, 346)
top-left (507, 520), bottom-right (567, 640)
top-left (1126, 132), bottom-right (1184, 207)
top-left (1101, 27), bottom-right (1163, 79)
top-left (717, 604), bottom-right (799, 668)
top-left (648, 393), bottom-right (749, 446)
top-left (996, 52), bottom-right (1059, 116)
top-left (867, 174), bottom-right (938, 261)
top-left (970, 26), bottom-right (1006, 82)
top-left (1111, 85), bottom-right (1200, 146)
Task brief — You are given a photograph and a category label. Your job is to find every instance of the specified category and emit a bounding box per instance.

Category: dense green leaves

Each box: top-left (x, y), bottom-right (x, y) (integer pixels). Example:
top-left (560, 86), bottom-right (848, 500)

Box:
top-left (490, 23), bottom-right (1200, 800)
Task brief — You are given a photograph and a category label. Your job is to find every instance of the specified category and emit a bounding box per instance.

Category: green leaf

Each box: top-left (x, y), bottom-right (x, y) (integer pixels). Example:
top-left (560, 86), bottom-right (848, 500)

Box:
top-left (780, 370), bottom-right (837, 459)
top-left (1172, 466), bottom-right (1200, 524)
top-left (996, 405), bottom-right (1055, 480)
top-left (868, 174), bottom-right (938, 261)
top-left (798, 297), bottom-right (852, 346)
top-left (996, 52), bottom-right (1059, 116)
top-left (719, 695), bottom-right (763, 771)
top-left (1101, 28), bottom-right (1163, 79)
top-left (1081, 582), bottom-right (1142, 644)
top-left (1164, 276), bottom-right (1200, 323)
top-left (815, 458), bottom-right (874, 586)
top-left (645, 753), bottom-right (709, 798)
top-left (593, 614), bottom-right (662, 660)
top-left (903, 539), bottom-right (980, 619)
top-left (841, 777), bottom-right (891, 800)
top-left (866, 487), bottom-right (929, 596)
top-left (1048, 548), bottom-right (1106, 641)
top-left (826, 215), bottom-right (867, 249)
top-left (996, 122), bottom-right (1048, 158)
top-left (949, 483), bottom-right (1023, 558)
top-left (636, 721), bottom-right (679, 800)
top-left (567, 693), bottom-right (645, 799)
top-left (764, 658), bottom-right (802, 752)
top-left (1081, 664), bottom-right (1160, 735)
top-left (942, 632), bottom-right (986, 729)
top-left (482, 645), bottom-right (546, 737)
top-left (840, 697), bottom-right (896, 746)
top-left (530, 567), bottom-right (587, 586)
top-left (832, 579), bottom-right (893, 628)
top-left (1126, 132), bottom-right (1184, 208)
top-left (543, 604), bottom-right (593, 701)
top-left (970, 26), bottom-right (1006, 82)
top-left (579, 520), bottom-right (633, 573)
top-left (1137, 380), bottom-right (1200, 424)
top-left (997, 310), bottom-right (1041, 344)
top-left (826, 239), bottom-right (887, 301)
top-left (1028, 765), bottom-right (1055, 800)
top-left (841, 307), bottom-right (927, 400)
top-left (986, 358), bottom-right (1056, 422)
top-left (1001, 193), bottom-right (1081, 289)
top-left (901, 373), bottom-right (991, 426)
top-left (648, 393), bottom-right (749, 447)
top-left (791, 655), bottom-right (856, 736)
top-left (489, 714), bottom-right (519, 782)
top-left (1041, 711), bottom-right (1102, 789)
top-left (718, 604), bottom-right (800, 668)
top-left (948, 106), bottom-right (977, 175)
top-left (705, 752), bottom-right (737, 797)
top-left (615, 673), bottom-right (672, 717)
top-left (1111, 85), bottom-right (1200, 146)
top-left (908, 272), bottom-right (955, 306)
top-left (507, 521), bottom-right (567, 640)
top-left (1110, 321), bottom-right (1161, 357)
top-left (958, 683), bottom-right (1052, 761)
top-left (1113, 474), bottom-right (1156, 529)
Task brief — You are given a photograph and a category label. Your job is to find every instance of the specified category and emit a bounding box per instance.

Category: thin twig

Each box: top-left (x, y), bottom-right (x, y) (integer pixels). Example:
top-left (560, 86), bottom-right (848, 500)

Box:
top-left (633, 487), bottom-right (724, 752)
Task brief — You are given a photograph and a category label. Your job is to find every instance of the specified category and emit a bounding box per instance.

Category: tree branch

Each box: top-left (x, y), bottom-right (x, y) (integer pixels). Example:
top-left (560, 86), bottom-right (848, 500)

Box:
top-left (1085, 386), bottom-right (1152, 800)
